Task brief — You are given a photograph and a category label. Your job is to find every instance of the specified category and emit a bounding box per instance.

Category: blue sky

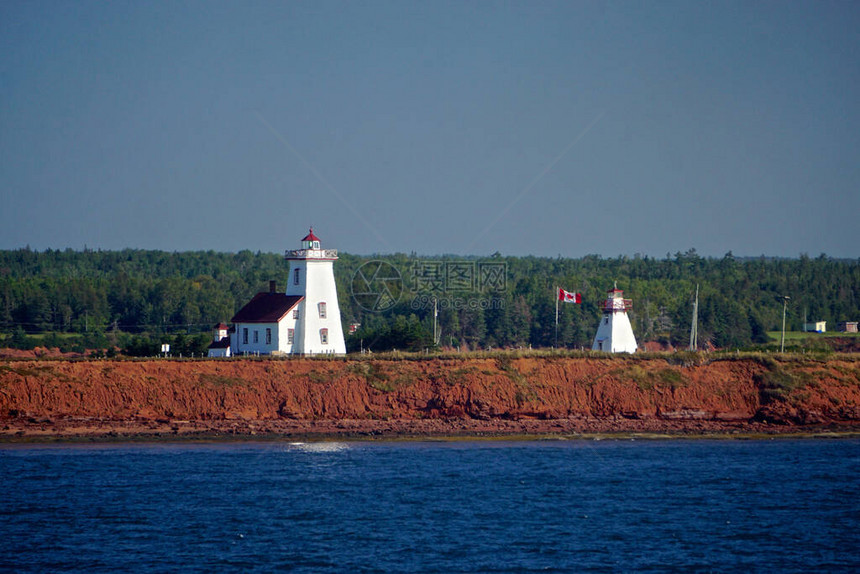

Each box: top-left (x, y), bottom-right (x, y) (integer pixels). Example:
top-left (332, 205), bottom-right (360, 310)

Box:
top-left (2, 1), bottom-right (858, 258)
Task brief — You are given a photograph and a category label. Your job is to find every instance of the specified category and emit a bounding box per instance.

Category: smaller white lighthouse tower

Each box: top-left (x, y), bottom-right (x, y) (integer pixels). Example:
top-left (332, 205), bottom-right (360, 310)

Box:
top-left (285, 228), bottom-right (346, 355)
top-left (592, 283), bottom-right (638, 353)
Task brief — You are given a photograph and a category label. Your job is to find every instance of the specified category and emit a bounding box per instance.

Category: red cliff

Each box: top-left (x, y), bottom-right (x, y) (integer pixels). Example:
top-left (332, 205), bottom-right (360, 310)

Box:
top-left (1, 355), bottom-right (858, 438)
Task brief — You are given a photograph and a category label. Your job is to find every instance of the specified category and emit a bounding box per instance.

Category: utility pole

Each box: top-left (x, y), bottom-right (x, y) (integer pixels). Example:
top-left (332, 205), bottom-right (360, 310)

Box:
top-left (689, 284), bottom-right (698, 351)
top-left (554, 286), bottom-right (559, 348)
top-left (433, 297), bottom-right (438, 346)
top-left (781, 296), bottom-right (791, 353)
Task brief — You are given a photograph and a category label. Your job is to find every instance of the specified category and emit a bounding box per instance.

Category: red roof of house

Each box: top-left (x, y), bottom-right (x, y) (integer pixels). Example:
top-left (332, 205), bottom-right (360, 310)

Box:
top-left (302, 227), bottom-right (320, 242)
top-left (231, 293), bottom-right (304, 323)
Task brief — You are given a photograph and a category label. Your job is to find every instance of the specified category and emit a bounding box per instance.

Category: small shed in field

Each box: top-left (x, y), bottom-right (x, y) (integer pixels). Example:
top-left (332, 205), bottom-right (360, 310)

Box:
top-left (803, 321), bottom-right (826, 333)
top-left (838, 321), bottom-right (858, 333)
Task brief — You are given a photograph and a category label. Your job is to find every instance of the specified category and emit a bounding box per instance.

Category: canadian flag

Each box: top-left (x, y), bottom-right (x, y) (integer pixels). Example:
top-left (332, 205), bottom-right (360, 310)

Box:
top-left (558, 288), bottom-right (582, 304)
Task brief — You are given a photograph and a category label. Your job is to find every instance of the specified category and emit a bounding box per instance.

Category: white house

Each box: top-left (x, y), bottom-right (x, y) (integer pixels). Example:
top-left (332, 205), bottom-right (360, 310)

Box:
top-left (592, 284), bottom-right (638, 353)
top-left (230, 281), bottom-right (303, 355)
top-left (227, 229), bottom-right (346, 356)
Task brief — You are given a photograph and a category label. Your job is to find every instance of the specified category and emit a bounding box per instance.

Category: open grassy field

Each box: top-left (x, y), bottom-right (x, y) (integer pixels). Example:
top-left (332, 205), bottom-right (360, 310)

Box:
top-left (767, 331), bottom-right (860, 341)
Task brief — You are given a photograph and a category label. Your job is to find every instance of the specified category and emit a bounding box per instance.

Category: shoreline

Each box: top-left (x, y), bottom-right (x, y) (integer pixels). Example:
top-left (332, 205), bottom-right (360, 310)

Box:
top-left (3, 417), bottom-right (859, 444)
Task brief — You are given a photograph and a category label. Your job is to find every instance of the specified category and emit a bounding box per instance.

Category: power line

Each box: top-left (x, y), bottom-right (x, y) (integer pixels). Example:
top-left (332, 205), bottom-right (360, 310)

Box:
top-left (0, 320), bottom-right (219, 330)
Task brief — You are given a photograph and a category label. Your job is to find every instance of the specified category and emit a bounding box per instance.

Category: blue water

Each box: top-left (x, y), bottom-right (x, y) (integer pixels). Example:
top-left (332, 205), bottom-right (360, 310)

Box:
top-left (1, 439), bottom-right (859, 572)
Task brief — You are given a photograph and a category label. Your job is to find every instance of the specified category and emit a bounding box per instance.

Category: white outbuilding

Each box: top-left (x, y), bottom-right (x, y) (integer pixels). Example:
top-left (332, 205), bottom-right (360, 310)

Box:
top-left (592, 283), bottom-right (638, 353)
top-left (802, 321), bottom-right (826, 333)
top-left (207, 322), bottom-right (232, 357)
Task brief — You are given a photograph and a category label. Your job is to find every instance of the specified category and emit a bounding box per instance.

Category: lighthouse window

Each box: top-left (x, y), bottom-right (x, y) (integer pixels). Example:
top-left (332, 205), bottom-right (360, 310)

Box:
top-left (294, 269), bottom-right (300, 285)
top-left (287, 329), bottom-right (294, 344)
top-left (318, 302), bottom-right (327, 319)
top-left (265, 328), bottom-right (271, 345)
top-left (293, 307), bottom-right (300, 319)
top-left (604, 318), bottom-right (609, 325)
top-left (320, 328), bottom-right (329, 345)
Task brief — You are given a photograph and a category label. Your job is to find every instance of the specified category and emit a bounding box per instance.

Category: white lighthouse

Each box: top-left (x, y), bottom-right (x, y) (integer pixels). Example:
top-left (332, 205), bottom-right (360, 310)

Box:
top-left (284, 228), bottom-right (346, 355)
top-left (592, 283), bottom-right (638, 353)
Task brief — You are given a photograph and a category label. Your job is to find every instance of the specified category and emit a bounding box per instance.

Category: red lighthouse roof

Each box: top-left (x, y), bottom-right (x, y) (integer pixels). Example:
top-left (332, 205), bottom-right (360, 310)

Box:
top-left (302, 227), bottom-right (320, 242)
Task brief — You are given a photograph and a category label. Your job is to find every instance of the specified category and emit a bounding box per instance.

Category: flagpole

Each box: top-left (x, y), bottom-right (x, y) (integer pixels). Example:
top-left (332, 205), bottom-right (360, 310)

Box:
top-left (555, 286), bottom-right (559, 348)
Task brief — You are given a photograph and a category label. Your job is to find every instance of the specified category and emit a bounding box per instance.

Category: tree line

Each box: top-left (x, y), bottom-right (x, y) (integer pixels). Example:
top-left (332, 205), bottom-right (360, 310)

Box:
top-left (1, 248), bottom-right (857, 354)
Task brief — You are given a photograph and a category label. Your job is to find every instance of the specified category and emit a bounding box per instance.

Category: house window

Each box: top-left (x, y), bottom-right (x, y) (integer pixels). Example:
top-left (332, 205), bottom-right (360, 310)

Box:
top-left (318, 302), bottom-right (327, 319)
top-left (253, 330), bottom-right (259, 343)
top-left (320, 328), bottom-right (328, 345)
top-left (265, 328), bottom-right (271, 345)
top-left (294, 268), bottom-right (300, 285)
top-left (242, 328), bottom-right (248, 345)
top-left (293, 307), bottom-right (300, 319)
top-left (288, 329), bottom-right (294, 344)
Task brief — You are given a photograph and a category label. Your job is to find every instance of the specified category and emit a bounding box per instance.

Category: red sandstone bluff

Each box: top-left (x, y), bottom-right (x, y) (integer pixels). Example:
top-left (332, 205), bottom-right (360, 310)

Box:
top-left (1, 354), bottom-right (859, 439)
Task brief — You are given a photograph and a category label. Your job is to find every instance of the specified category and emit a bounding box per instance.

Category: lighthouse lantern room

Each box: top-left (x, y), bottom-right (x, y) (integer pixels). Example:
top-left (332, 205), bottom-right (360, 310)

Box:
top-left (591, 283), bottom-right (638, 353)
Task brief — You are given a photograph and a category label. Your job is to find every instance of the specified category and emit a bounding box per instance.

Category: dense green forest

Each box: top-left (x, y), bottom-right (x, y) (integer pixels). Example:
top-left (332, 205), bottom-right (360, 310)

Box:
top-left (1, 248), bottom-right (857, 355)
